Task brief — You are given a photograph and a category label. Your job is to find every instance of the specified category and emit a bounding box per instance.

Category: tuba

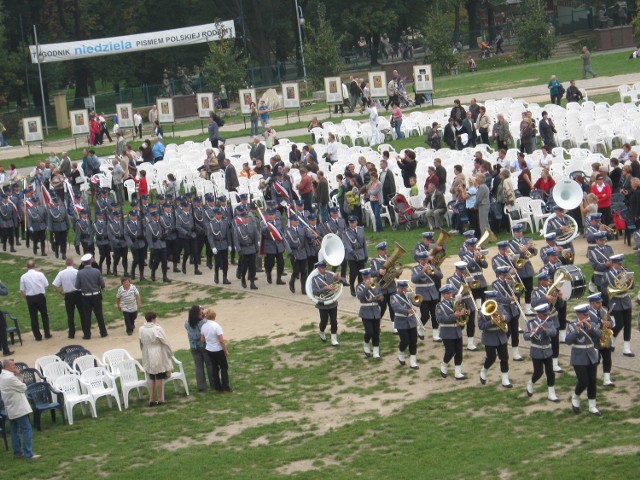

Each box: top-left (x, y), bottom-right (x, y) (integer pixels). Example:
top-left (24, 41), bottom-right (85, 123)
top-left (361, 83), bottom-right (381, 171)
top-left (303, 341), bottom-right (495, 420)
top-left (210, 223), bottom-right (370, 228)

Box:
top-left (431, 228), bottom-right (450, 266)
top-left (540, 178), bottom-right (582, 245)
top-left (481, 299), bottom-right (507, 332)
top-left (317, 233), bottom-right (345, 267)
top-left (608, 271), bottom-right (635, 298)
top-left (371, 242), bottom-right (406, 290)
top-left (305, 269), bottom-right (343, 305)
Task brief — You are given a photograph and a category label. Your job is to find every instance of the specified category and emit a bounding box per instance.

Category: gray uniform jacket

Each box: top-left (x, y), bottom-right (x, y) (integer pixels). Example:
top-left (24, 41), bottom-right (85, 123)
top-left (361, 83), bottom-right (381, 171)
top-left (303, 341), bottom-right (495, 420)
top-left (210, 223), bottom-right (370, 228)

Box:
top-left (459, 250), bottom-right (488, 288)
top-left (584, 225), bottom-right (613, 245)
top-left (325, 217), bottom-right (346, 236)
top-left (305, 225), bottom-right (323, 258)
top-left (342, 227), bottom-right (366, 261)
top-left (446, 273), bottom-right (476, 312)
top-left (539, 243), bottom-right (561, 265)
top-left (435, 300), bottom-right (462, 340)
top-left (75, 266), bottom-right (105, 294)
top-left (588, 306), bottom-right (615, 349)
top-left (587, 245), bottom-right (614, 287)
top-left (176, 210), bottom-right (196, 239)
top-left (234, 222), bottom-right (259, 255)
top-left (145, 220), bottom-right (166, 250)
top-left (477, 305), bottom-right (508, 346)
top-left (261, 219), bottom-right (285, 255)
top-left (492, 278), bottom-right (520, 320)
top-left (523, 317), bottom-right (557, 359)
top-left (208, 218), bottom-right (230, 251)
top-left (390, 292), bottom-right (418, 330)
top-left (192, 206), bottom-right (207, 236)
top-left (565, 321), bottom-right (602, 365)
top-left (74, 218), bottom-right (94, 246)
top-left (285, 226), bottom-right (307, 260)
top-left (125, 219), bottom-right (146, 249)
top-left (108, 219), bottom-right (127, 248)
top-left (47, 205), bottom-right (69, 232)
top-left (160, 212), bottom-right (177, 241)
top-left (27, 205), bottom-right (47, 231)
top-left (605, 267), bottom-right (632, 311)
top-left (491, 253), bottom-right (513, 277)
top-left (357, 282), bottom-right (382, 319)
top-left (410, 264), bottom-right (441, 301)
top-left (546, 215), bottom-right (575, 254)
top-left (371, 256), bottom-right (397, 295)
top-left (531, 285), bottom-right (561, 330)
top-left (311, 271), bottom-right (339, 310)
top-left (93, 219), bottom-right (110, 246)
top-left (508, 238), bottom-right (535, 278)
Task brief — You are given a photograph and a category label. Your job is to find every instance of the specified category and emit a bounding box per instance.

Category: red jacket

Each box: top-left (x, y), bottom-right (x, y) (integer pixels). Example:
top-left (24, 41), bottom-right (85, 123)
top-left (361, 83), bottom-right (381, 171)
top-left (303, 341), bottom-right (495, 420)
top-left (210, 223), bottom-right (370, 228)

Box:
top-left (591, 182), bottom-right (611, 208)
top-left (133, 177), bottom-right (148, 196)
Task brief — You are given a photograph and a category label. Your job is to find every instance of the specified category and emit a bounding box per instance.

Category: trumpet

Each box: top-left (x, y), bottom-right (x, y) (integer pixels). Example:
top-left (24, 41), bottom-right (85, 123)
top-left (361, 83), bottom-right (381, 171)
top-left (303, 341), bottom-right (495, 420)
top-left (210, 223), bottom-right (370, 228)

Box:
top-left (477, 248), bottom-right (489, 262)
top-left (481, 299), bottom-right (508, 332)
top-left (406, 289), bottom-right (424, 306)
top-left (465, 268), bottom-right (481, 289)
top-left (600, 223), bottom-right (617, 235)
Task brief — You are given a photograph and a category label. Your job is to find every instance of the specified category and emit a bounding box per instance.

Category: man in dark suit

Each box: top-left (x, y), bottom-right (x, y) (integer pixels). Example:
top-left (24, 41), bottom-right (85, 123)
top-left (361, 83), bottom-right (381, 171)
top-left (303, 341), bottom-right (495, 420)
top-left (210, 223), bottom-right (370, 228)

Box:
top-left (249, 136), bottom-right (265, 164)
top-left (379, 157), bottom-right (396, 222)
top-left (223, 158), bottom-right (239, 192)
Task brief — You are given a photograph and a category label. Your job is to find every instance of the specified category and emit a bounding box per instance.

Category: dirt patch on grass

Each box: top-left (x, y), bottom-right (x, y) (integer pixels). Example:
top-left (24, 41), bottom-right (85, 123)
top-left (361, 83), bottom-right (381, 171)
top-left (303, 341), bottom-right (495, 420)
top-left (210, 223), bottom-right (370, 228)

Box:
top-left (276, 456), bottom-right (340, 475)
top-left (594, 445), bottom-right (640, 456)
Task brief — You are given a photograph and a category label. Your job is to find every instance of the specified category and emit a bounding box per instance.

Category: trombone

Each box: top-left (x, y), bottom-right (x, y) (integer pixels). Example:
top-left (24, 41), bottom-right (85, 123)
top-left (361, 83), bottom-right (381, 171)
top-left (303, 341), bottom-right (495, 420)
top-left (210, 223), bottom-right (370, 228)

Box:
top-left (505, 255), bottom-right (526, 293)
top-left (464, 267), bottom-right (481, 290)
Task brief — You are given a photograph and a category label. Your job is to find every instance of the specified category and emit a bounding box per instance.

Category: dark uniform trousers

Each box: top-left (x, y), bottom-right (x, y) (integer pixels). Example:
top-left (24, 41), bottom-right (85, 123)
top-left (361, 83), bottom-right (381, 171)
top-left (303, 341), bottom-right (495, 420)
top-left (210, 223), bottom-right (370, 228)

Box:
top-left (52, 231), bottom-right (68, 257)
top-left (484, 343), bottom-right (509, 373)
top-left (96, 244), bottom-right (112, 273)
top-left (113, 246), bottom-right (128, 275)
top-left (64, 291), bottom-right (83, 338)
top-left (264, 253), bottom-right (284, 278)
top-left (150, 248), bottom-right (168, 276)
top-left (26, 294), bottom-right (50, 340)
top-left (81, 292), bottom-right (107, 338)
top-left (419, 300), bottom-right (439, 329)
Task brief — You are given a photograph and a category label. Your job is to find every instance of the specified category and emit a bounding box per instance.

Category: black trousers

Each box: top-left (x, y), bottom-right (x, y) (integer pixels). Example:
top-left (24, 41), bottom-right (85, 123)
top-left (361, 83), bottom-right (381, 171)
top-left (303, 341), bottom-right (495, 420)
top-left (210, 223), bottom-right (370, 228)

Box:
top-left (419, 299), bottom-right (439, 328)
top-left (195, 233), bottom-right (206, 264)
top-left (362, 317), bottom-right (381, 346)
top-left (26, 294), bottom-right (50, 340)
top-left (166, 239), bottom-right (179, 263)
top-left (206, 350), bottom-right (230, 391)
top-left (51, 230), bottom-right (68, 256)
top-left (574, 363), bottom-right (598, 399)
top-left (180, 237), bottom-right (198, 268)
top-left (264, 252), bottom-right (284, 276)
top-left (466, 309), bottom-right (476, 338)
top-left (468, 209), bottom-right (480, 237)
top-left (612, 308), bottom-right (632, 341)
top-left (31, 230), bottom-right (46, 254)
top-left (64, 291), bottom-right (82, 338)
top-left (397, 327), bottom-right (418, 354)
top-left (97, 244), bottom-right (112, 272)
top-left (112, 246), bottom-right (129, 273)
top-left (0, 311), bottom-right (12, 354)
top-left (551, 333), bottom-right (560, 359)
top-left (347, 259), bottom-right (365, 289)
top-left (150, 248), bottom-right (168, 274)
top-left (522, 276), bottom-right (533, 304)
top-left (599, 206), bottom-right (612, 226)
top-left (123, 311), bottom-right (138, 334)
top-left (214, 248), bottom-right (229, 274)
top-left (81, 293), bottom-right (107, 338)
top-left (507, 314), bottom-right (520, 347)
top-left (319, 307), bottom-right (338, 334)
top-left (306, 254), bottom-right (319, 276)
top-left (0, 227), bottom-right (14, 249)
top-left (557, 304), bottom-right (567, 330)
top-left (379, 292), bottom-right (395, 321)
top-left (484, 343), bottom-right (509, 372)
top-left (130, 247), bottom-right (146, 274)
top-left (531, 357), bottom-right (555, 386)
top-left (290, 258), bottom-right (307, 287)
top-left (443, 337), bottom-right (463, 365)
top-left (479, 128), bottom-right (490, 145)
top-left (240, 253), bottom-right (257, 281)
top-left (598, 348), bottom-right (612, 374)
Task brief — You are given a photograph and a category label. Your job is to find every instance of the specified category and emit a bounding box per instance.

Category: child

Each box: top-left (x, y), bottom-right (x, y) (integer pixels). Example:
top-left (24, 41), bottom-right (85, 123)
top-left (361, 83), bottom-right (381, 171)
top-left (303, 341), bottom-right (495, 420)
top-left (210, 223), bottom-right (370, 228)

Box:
top-left (409, 176), bottom-right (419, 197)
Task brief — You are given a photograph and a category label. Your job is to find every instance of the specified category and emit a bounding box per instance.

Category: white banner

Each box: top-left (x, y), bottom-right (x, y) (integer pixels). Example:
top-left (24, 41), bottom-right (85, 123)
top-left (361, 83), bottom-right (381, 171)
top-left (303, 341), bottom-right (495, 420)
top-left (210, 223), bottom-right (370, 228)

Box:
top-left (29, 21), bottom-right (235, 64)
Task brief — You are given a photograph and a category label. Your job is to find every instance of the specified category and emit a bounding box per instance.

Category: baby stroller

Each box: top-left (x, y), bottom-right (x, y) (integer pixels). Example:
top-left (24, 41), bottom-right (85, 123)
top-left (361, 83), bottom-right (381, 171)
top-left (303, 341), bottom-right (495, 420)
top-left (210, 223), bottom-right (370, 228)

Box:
top-left (390, 193), bottom-right (423, 230)
top-left (397, 84), bottom-right (415, 108)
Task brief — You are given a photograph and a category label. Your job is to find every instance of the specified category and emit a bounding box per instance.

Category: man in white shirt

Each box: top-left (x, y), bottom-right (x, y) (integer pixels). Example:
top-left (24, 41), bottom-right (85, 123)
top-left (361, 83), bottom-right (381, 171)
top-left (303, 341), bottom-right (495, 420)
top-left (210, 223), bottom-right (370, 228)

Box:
top-left (133, 110), bottom-right (143, 139)
top-left (0, 359), bottom-right (41, 459)
top-left (52, 257), bottom-right (82, 339)
top-left (19, 259), bottom-right (50, 341)
top-left (325, 134), bottom-right (338, 164)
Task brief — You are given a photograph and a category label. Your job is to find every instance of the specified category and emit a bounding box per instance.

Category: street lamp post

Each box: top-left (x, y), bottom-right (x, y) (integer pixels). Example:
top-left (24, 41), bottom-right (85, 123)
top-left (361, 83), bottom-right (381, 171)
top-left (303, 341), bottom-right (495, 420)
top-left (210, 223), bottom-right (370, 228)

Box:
top-left (33, 25), bottom-right (49, 136)
top-left (295, 0), bottom-right (308, 96)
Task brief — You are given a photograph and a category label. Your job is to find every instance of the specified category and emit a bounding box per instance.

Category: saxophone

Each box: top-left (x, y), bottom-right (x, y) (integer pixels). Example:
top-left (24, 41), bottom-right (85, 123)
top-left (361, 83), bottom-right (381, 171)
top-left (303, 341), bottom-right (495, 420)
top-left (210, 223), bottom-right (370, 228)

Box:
top-left (600, 311), bottom-right (613, 348)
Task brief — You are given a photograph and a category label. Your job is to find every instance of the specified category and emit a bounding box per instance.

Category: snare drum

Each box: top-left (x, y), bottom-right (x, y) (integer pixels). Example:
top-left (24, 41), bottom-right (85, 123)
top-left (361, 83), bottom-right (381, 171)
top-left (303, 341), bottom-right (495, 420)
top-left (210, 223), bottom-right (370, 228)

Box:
top-left (555, 265), bottom-right (586, 300)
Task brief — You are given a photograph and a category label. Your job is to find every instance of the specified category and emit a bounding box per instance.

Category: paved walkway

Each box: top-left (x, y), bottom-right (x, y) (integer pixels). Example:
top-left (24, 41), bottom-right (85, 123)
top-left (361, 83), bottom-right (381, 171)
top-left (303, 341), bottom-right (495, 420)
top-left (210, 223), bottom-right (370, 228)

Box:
top-left (0, 70), bottom-right (634, 164)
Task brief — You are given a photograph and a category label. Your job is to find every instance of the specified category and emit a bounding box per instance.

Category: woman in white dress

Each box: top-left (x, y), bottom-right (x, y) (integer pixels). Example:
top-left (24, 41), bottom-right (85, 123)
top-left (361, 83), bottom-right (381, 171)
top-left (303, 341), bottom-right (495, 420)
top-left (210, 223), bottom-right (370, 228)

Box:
top-left (139, 311), bottom-right (173, 406)
top-left (366, 103), bottom-right (381, 146)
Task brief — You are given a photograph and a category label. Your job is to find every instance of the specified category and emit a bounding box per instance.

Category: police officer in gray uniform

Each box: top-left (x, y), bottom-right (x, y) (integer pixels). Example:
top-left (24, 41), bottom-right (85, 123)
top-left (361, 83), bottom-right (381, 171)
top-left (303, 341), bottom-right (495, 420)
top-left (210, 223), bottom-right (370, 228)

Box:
top-left (325, 207), bottom-right (348, 281)
top-left (508, 224), bottom-right (536, 315)
top-left (261, 208), bottom-right (286, 285)
top-left (234, 211), bottom-right (259, 290)
top-left (160, 203), bottom-right (179, 273)
top-left (539, 232), bottom-right (564, 266)
top-left (357, 268), bottom-right (383, 359)
top-left (176, 201), bottom-right (202, 276)
top-left (371, 242), bottom-right (397, 323)
top-left (74, 209), bottom-right (94, 255)
top-left (532, 269), bottom-right (564, 373)
top-left (436, 284), bottom-right (468, 380)
top-left (207, 208), bottom-right (231, 285)
top-left (605, 254), bottom-right (634, 356)
top-left (0, 193), bottom-right (17, 252)
top-left (108, 210), bottom-right (128, 277)
top-left (587, 292), bottom-right (616, 387)
top-left (47, 196), bottom-right (69, 259)
top-left (202, 194), bottom-right (217, 269)
top-left (584, 212), bottom-right (613, 245)
top-left (75, 253), bottom-right (107, 339)
top-left (285, 215), bottom-right (307, 294)
top-left (93, 210), bottom-right (111, 275)
top-left (493, 265), bottom-right (525, 361)
top-left (459, 236), bottom-right (488, 310)
top-left (491, 240), bottom-right (515, 276)
top-left (478, 290), bottom-right (512, 388)
top-left (311, 260), bottom-right (340, 346)
top-left (410, 250), bottom-right (442, 342)
top-left (446, 261), bottom-right (478, 351)
top-left (566, 304), bottom-right (603, 416)
top-left (390, 280), bottom-right (419, 369)
top-left (192, 197), bottom-right (207, 270)
top-left (342, 216), bottom-right (367, 297)
top-left (587, 231), bottom-right (614, 308)
top-left (545, 205), bottom-right (575, 261)
top-left (125, 210), bottom-right (146, 281)
top-left (523, 303), bottom-right (560, 402)
top-left (146, 210), bottom-right (171, 283)
top-left (305, 214), bottom-right (323, 274)
top-left (26, 197), bottom-right (48, 256)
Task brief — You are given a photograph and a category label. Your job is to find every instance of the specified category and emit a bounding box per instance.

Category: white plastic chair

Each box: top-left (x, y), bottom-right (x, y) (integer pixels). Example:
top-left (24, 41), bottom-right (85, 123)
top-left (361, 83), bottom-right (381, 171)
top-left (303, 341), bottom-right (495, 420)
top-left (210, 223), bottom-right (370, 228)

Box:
top-left (529, 199), bottom-right (551, 232)
top-left (123, 178), bottom-right (137, 201)
top-left (505, 204), bottom-right (534, 233)
top-left (115, 359), bottom-right (149, 409)
top-left (42, 362), bottom-right (77, 390)
top-left (35, 355), bottom-right (63, 375)
top-left (54, 374), bottom-right (97, 425)
top-left (102, 348), bottom-right (136, 378)
top-left (80, 367), bottom-right (122, 411)
top-left (72, 355), bottom-right (105, 374)
top-left (162, 356), bottom-right (190, 397)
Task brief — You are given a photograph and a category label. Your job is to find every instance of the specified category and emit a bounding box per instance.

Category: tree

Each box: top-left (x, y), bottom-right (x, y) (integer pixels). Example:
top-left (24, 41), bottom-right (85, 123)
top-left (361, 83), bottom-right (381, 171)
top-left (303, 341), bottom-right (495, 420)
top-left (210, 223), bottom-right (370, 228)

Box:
top-left (0, 2), bottom-right (20, 105)
top-left (201, 23), bottom-right (248, 101)
top-left (420, 7), bottom-right (458, 75)
top-left (303, 3), bottom-right (344, 90)
top-left (514, 0), bottom-right (557, 60)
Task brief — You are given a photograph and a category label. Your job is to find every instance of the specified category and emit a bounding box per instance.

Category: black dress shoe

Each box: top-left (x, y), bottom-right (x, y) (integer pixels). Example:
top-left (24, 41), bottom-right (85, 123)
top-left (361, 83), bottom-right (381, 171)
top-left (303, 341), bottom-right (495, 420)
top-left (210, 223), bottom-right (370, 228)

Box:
top-left (623, 352), bottom-right (635, 357)
top-left (350, 286), bottom-right (356, 297)
top-left (250, 283), bottom-right (258, 290)
top-left (241, 279), bottom-right (247, 288)
top-left (223, 278), bottom-right (231, 285)
top-left (276, 279), bottom-right (286, 285)
top-left (182, 266), bottom-right (186, 274)
top-left (289, 280), bottom-right (295, 293)
top-left (455, 375), bottom-right (468, 381)
top-left (480, 376), bottom-right (486, 385)
top-left (82, 335), bottom-right (91, 340)
top-left (2, 350), bottom-right (15, 357)
top-left (194, 269), bottom-right (203, 275)
top-left (45, 334), bottom-right (52, 339)
top-left (440, 371), bottom-right (447, 378)
top-left (266, 273), bottom-right (272, 284)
